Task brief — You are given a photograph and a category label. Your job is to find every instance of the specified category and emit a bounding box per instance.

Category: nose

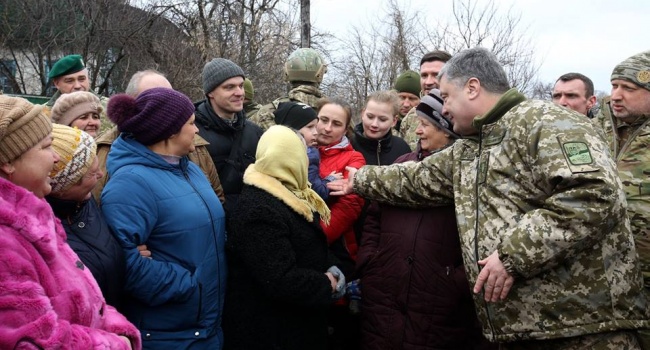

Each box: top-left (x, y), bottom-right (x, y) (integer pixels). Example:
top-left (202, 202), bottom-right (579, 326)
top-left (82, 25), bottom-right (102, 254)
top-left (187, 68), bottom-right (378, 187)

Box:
top-left (610, 86), bottom-right (622, 101)
top-left (96, 170), bottom-right (104, 179)
top-left (558, 96), bottom-right (569, 106)
top-left (415, 124), bottom-right (423, 135)
top-left (193, 124), bottom-right (199, 133)
top-left (52, 150), bottom-right (61, 163)
top-left (235, 86), bottom-right (244, 96)
top-left (442, 105), bottom-right (449, 116)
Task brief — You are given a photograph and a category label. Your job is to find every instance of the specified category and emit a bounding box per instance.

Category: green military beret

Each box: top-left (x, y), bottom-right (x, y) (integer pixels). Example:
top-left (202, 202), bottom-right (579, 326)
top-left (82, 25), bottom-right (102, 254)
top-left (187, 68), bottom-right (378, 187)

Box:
top-left (244, 78), bottom-right (254, 100)
top-left (48, 54), bottom-right (86, 80)
top-left (611, 50), bottom-right (650, 92)
top-left (394, 70), bottom-right (421, 97)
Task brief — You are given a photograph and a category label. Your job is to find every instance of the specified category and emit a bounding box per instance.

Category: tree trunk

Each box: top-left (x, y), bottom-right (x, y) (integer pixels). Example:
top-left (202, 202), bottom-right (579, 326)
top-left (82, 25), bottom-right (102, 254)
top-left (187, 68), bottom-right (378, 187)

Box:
top-left (300, 0), bottom-right (310, 48)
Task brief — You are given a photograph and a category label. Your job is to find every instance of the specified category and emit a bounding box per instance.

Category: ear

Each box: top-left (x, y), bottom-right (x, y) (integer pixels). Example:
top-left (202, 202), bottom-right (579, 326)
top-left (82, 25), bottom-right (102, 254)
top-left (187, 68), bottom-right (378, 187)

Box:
top-left (0, 162), bottom-right (15, 177)
top-left (391, 114), bottom-right (398, 127)
top-left (587, 95), bottom-right (597, 110)
top-left (466, 77), bottom-right (481, 100)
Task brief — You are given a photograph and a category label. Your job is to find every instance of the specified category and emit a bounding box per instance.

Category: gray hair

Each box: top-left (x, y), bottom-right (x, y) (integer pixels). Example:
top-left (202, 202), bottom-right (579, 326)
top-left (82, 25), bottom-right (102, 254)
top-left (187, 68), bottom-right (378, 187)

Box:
top-left (125, 69), bottom-right (165, 97)
top-left (438, 47), bottom-right (510, 94)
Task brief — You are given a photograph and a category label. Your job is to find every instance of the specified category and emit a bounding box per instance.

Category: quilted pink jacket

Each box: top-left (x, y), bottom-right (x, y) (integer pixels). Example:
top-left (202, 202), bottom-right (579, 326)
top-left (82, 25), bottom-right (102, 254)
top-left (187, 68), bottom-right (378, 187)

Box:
top-left (0, 177), bottom-right (141, 349)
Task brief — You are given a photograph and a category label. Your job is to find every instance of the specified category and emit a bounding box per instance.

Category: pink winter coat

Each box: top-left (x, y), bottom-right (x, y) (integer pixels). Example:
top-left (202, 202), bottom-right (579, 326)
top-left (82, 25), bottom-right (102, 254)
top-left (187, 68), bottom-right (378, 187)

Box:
top-left (0, 177), bottom-right (141, 349)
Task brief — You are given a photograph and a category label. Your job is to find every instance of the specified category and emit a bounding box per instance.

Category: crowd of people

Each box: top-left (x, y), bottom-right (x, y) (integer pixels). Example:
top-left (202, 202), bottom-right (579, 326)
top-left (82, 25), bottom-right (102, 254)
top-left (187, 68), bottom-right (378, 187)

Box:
top-left (0, 45), bottom-right (649, 350)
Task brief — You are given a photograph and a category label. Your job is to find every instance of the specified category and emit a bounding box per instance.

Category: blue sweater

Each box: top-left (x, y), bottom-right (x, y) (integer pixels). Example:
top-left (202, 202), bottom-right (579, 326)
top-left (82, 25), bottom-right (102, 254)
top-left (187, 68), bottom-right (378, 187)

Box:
top-left (102, 134), bottom-right (227, 350)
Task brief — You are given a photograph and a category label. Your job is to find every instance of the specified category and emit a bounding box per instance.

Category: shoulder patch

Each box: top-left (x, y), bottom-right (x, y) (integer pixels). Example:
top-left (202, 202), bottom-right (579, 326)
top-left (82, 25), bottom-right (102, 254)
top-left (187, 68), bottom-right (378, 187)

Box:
top-left (562, 141), bottom-right (593, 165)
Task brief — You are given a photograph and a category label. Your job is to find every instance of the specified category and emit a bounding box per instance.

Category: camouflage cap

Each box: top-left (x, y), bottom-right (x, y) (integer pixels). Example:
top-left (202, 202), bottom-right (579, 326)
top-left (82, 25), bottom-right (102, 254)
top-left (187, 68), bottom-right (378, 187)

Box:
top-left (611, 50), bottom-right (650, 92)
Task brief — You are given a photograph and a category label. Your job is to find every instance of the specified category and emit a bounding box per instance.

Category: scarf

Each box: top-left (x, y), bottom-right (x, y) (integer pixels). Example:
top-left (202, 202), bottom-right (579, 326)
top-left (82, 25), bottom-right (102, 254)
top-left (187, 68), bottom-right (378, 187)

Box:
top-left (243, 125), bottom-right (331, 224)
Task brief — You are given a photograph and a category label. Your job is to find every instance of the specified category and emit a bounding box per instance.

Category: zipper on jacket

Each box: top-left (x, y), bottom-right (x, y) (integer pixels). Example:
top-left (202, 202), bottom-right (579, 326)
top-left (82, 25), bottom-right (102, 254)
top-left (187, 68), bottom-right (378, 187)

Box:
top-left (376, 141), bottom-right (382, 165)
top-left (473, 129), bottom-right (497, 340)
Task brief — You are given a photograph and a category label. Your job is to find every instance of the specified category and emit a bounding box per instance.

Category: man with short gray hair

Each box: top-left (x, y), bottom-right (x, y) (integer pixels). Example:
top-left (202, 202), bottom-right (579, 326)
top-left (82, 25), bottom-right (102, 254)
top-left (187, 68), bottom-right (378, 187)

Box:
top-left (331, 47), bottom-right (650, 348)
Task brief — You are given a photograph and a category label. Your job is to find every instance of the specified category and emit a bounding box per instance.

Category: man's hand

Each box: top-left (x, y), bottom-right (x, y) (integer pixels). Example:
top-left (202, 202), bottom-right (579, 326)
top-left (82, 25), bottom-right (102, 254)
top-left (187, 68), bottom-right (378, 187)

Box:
top-left (137, 244), bottom-right (151, 259)
top-left (327, 166), bottom-right (358, 196)
top-left (474, 250), bottom-right (514, 302)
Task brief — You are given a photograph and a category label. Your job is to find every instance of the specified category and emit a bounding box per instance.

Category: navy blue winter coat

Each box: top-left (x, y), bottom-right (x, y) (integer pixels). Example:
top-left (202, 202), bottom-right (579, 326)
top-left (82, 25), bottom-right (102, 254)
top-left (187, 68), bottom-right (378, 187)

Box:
top-left (102, 134), bottom-right (227, 350)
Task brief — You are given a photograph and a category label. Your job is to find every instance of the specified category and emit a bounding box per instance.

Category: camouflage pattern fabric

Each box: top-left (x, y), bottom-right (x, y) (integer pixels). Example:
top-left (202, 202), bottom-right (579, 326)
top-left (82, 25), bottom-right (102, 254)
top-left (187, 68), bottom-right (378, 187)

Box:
top-left (244, 101), bottom-right (262, 120)
top-left (251, 85), bottom-right (324, 131)
top-left (610, 50), bottom-right (650, 92)
top-left (396, 106), bottom-right (419, 151)
top-left (592, 97), bottom-right (650, 290)
top-left (352, 89), bottom-right (650, 343)
top-left (501, 330), bottom-right (641, 350)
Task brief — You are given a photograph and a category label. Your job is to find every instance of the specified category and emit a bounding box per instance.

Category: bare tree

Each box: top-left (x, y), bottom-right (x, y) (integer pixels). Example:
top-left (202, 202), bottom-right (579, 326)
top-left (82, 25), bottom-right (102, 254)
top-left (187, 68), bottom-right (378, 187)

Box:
top-left (300, 0), bottom-right (310, 48)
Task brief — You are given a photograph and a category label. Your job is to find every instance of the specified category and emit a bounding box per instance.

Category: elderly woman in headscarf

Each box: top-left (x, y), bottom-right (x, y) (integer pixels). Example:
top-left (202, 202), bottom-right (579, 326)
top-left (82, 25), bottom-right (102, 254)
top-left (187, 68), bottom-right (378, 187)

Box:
top-left (0, 95), bottom-right (140, 349)
top-left (223, 125), bottom-right (346, 350)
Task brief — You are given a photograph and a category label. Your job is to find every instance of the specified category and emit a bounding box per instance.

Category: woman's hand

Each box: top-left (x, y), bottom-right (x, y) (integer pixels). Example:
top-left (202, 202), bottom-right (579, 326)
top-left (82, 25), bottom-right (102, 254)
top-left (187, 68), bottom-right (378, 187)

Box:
top-left (137, 245), bottom-right (151, 258)
top-left (325, 272), bottom-right (338, 292)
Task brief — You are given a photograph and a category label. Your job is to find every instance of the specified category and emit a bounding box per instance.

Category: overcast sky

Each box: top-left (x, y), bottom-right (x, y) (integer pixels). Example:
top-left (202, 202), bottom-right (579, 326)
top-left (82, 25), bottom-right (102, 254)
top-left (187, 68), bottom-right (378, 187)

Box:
top-left (310, 0), bottom-right (650, 93)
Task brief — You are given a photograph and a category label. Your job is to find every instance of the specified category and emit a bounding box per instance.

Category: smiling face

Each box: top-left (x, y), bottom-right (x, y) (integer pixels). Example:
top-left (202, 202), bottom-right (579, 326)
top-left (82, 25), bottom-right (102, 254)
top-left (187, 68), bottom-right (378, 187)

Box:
top-left (53, 69), bottom-right (90, 94)
top-left (317, 103), bottom-right (349, 146)
top-left (361, 100), bottom-right (397, 140)
top-left (415, 116), bottom-right (450, 152)
top-left (70, 112), bottom-right (101, 138)
top-left (420, 60), bottom-right (446, 95)
top-left (1, 135), bottom-right (60, 198)
top-left (54, 156), bottom-right (102, 201)
top-left (610, 79), bottom-right (650, 123)
top-left (207, 76), bottom-right (245, 119)
top-left (439, 76), bottom-right (479, 136)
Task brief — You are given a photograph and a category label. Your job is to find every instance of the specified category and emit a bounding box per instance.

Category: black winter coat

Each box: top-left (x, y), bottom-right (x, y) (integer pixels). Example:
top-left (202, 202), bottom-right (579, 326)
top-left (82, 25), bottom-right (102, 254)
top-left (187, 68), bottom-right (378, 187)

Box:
top-left (195, 100), bottom-right (263, 214)
top-left (350, 123), bottom-right (411, 166)
top-left (356, 150), bottom-right (494, 350)
top-left (45, 195), bottom-right (126, 311)
top-left (223, 185), bottom-right (336, 350)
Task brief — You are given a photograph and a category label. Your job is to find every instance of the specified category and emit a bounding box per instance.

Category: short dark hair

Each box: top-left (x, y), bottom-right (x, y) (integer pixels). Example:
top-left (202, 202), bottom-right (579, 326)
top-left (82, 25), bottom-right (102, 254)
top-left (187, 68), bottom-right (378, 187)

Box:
top-left (420, 50), bottom-right (452, 67)
top-left (555, 73), bottom-right (595, 98)
top-left (438, 47), bottom-right (510, 94)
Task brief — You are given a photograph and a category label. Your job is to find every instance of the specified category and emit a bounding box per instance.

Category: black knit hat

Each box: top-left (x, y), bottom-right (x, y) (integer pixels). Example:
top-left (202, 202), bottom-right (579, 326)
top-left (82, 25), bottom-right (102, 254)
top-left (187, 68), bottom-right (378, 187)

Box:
top-left (274, 102), bottom-right (317, 130)
top-left (416, 89), bottom-right (459, 139)
top-left (202, 58), bottom-right (245, 95)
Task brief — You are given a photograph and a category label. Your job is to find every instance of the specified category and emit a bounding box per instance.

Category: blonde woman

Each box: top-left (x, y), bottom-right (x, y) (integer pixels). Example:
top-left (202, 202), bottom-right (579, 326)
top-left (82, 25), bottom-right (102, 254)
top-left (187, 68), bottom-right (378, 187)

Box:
top-left (51, 90), bottom-right (103, 137)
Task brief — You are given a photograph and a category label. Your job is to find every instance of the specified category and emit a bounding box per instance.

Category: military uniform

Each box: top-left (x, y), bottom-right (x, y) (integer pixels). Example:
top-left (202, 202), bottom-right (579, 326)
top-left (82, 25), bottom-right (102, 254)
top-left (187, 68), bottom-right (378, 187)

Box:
top-left (244, 101), bottom-right (262, 120)
top-left (353, 89), bottom-right (650, 343)
top-left (396, 106), bottom-right (419, 151)
top-left (251, 85), bottom-right (324, 131)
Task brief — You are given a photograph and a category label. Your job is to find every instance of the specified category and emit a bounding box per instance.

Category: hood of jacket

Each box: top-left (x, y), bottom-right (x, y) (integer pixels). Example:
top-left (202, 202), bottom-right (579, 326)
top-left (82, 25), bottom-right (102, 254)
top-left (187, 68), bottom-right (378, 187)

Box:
top-left (106, 134), bottom-right (189, 178)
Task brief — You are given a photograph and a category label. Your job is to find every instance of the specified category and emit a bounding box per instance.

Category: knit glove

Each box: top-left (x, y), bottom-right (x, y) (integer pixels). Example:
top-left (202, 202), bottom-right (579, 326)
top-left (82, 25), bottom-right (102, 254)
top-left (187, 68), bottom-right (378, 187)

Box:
top-left (328, 265), bottom-right (346, 299)
top-left (347, 279), bottom-right (361, 315)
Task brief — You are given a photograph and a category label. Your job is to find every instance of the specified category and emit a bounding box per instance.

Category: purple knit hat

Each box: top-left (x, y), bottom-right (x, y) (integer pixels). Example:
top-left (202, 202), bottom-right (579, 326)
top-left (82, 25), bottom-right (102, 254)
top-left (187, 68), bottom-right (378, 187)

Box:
top-left (107, 87), bottom-right (194, 145)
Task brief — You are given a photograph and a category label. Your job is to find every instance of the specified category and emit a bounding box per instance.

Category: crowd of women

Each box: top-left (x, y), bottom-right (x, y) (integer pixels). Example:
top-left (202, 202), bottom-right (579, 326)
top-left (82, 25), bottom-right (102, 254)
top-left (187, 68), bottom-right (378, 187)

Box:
top-left (0, 80), bottom-right (492, 349)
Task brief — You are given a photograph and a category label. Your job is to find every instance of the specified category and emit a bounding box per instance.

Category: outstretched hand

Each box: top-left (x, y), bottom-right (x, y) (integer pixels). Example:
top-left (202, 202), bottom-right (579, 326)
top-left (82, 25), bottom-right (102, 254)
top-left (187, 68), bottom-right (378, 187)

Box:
top-left (327, 166), bottom-right (358, 196)
top-left (474, 250), bottom-right (514, 302)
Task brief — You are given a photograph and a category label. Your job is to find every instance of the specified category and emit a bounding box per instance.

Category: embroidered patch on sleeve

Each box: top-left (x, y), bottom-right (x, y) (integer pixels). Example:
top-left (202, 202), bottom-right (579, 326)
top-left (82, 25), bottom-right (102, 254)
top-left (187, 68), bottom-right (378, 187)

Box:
top-left (563, 141), bottom-right (593, 165)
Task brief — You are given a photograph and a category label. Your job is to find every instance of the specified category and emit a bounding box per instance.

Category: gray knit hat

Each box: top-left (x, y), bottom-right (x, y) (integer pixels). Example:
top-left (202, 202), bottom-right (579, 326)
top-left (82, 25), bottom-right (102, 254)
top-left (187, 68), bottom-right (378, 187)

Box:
top-left (611, 51), bottom-right (650, 92)
top-left (202, 58), bottom-right (245, 95)
top-left (416, 89), bottom-right (459, 139)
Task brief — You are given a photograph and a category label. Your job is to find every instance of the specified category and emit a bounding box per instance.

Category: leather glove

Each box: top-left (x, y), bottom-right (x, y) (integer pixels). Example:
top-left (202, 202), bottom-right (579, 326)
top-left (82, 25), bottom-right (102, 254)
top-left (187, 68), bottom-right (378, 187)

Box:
top-left (328, 265), bottom-right (346, 299)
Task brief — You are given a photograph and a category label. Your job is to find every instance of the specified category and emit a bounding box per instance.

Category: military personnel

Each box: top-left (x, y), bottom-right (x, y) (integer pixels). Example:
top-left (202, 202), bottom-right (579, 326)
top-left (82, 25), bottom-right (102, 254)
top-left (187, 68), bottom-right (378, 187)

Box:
top-left (243, 78), bottom-right (262, 120)
top-left (250, 48), bottom-right (327, 131)
top-left (400, 50), bottom-right (452, 150)
top-left (331, 47), bottom-right (650, 348)
top-left (44, 54), bottom-right (111, 133)
top-left (551, 72), bottom-right (597, 117)
top-left (392, 70), bottom-right (420, 136)
top-left (593, 51), bottom-right (650, 287)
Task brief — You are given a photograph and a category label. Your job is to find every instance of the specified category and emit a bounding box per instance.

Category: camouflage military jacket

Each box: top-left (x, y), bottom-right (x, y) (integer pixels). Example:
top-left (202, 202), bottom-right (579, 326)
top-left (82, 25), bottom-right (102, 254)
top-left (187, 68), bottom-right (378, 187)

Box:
top-left (244, 101), bottom-right (262, 120)
top-left (394, 106), bottom-right (419, 151)
top-left (593, 97), bottom-right (650, 289)
top-left (353, 89), bottom-right (649, 342)
top-left (250, 84), bottom-right (324, 131)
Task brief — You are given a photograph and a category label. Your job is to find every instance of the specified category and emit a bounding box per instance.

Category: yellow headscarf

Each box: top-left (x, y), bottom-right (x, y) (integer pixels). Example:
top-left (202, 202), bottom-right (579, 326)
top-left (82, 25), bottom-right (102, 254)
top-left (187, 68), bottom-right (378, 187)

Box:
top-left (243, 125), bottom-right (331, 224)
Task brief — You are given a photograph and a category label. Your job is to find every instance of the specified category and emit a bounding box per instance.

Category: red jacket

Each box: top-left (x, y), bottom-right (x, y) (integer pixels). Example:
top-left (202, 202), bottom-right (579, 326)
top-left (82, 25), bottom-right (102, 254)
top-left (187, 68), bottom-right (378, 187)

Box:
top-left (318, 138), bottom-right (366, 264)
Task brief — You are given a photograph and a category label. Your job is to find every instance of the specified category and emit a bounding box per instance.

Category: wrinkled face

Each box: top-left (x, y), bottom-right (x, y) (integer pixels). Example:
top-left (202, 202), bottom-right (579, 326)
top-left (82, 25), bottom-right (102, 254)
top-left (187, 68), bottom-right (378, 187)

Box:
top-left (361, 100), bottom-right (397, 140)
top-left (415, 116), bottom-right (450, 152)
top-left (439, 76), bottom-right (477, 136)
top-left (53, 69), bottom-right (90, 94)
top-left (207, 76), bottom-right (245, 119)
top-left (2, 135), bottom-right (59, 198)
top-left (299, 118), bottom-right (318, 146)
top-left (610, 79), bottom-right (650, 122)
top-left (551, 79), bottom-right (595, 116)
top-left (171, 114), bottom-right (198, 156)
top-left (420, 60), bottom-right (446, 95)
top-left (57, 157), bottom-right (102, 201)
top-left (397, 92), bottom-right (420, 116)
top-left (317, 103), bottom-right (348, 146)
top-left (70, 112), bottom-right (101, 138)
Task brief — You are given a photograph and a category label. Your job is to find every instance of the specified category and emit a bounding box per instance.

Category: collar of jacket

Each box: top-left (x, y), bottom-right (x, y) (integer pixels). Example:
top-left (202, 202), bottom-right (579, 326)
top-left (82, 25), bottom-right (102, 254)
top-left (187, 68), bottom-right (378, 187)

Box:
top-left (46, 195), bottom-right (89, 219)
top-left (195, 99), bottom-right (245, 132)
top-left (353, 123), bottom-right (393, 152)
top-left (472, 88), bottom-right (526, 131)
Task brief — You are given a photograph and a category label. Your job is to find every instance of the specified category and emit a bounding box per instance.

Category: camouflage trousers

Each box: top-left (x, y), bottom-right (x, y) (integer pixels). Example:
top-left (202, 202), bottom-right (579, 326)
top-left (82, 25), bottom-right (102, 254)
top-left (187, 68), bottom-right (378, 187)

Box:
top-left (499, 331), bottom-right (641, 350)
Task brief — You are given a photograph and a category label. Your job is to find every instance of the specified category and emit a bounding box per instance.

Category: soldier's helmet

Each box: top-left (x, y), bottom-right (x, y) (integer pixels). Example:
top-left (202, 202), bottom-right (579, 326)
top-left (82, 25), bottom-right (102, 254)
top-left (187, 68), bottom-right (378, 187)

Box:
top-left (284, 48), bottom-right (327, 84)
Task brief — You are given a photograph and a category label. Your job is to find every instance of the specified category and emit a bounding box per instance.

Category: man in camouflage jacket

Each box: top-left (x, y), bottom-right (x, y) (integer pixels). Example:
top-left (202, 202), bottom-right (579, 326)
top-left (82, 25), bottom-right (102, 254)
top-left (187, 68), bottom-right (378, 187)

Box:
top-left (333, 48), bottom-right (650, 348)
top-left (251, 48), bottom-right (327, 131)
